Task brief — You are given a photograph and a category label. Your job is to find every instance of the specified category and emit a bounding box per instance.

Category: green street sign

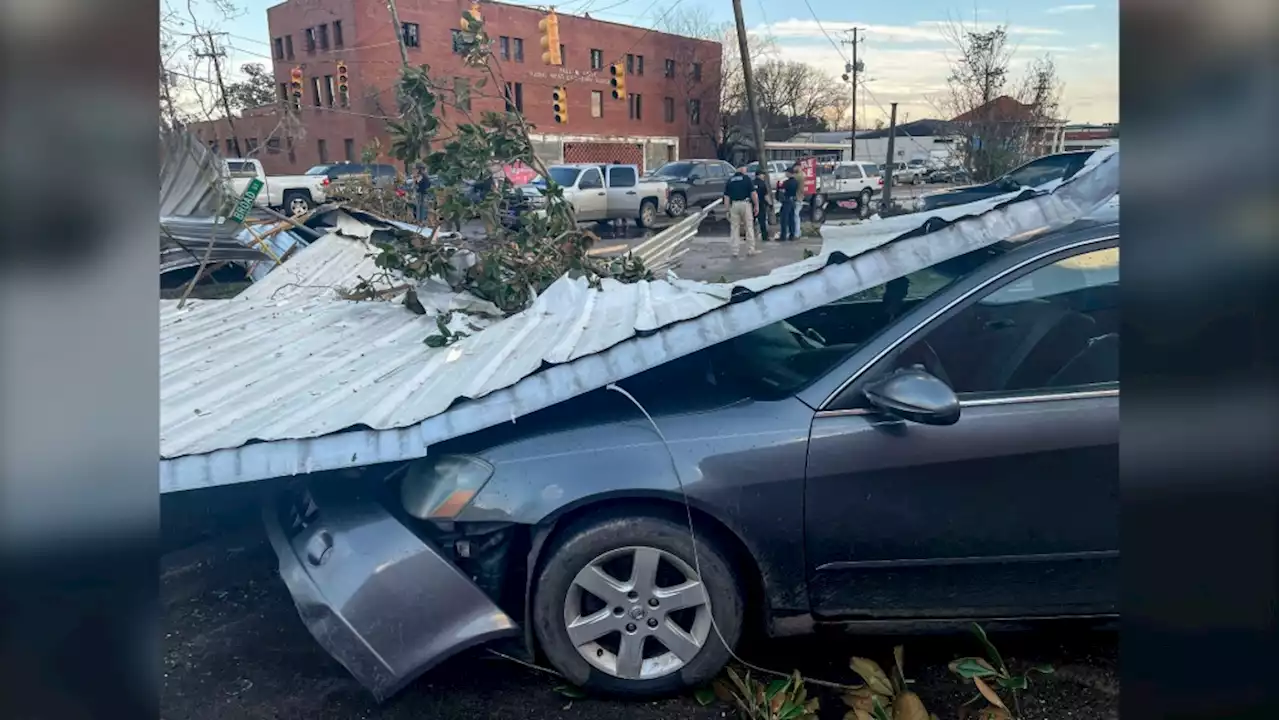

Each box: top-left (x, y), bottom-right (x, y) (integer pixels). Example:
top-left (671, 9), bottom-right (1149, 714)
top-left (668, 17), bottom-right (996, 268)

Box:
top-left (230, 178), bottom-right (265, 224)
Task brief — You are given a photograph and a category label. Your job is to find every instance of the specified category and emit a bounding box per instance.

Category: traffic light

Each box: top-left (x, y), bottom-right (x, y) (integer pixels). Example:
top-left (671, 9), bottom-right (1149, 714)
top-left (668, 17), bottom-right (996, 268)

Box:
top-left (289, 67), bottom-right (303, 108)
top-left (335, 61), bottom-right (349, 106)
top-left (460, 2), bottom-right (481, 31)
top-left (609, 62), bottom-right (625, 100)
top-left (552, 86), bottom-right (567, 124)
top-left (539, 11), bottom-right (561, 65)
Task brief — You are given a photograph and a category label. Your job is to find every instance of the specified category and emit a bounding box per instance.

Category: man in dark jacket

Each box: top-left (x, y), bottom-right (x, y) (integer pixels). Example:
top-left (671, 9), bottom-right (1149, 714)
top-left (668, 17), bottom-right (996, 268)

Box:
top-left (753, 169), bottom-right (773, 242)
top-left (414, 162), bottom-right (431, 221)
top-left (778, 165), bottom-right (801, 241)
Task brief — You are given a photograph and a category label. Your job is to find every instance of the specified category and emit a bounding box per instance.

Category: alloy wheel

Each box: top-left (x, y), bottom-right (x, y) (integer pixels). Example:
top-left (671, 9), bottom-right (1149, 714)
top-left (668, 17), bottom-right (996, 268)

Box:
top-left (562, 545), bottom-right (711, 681)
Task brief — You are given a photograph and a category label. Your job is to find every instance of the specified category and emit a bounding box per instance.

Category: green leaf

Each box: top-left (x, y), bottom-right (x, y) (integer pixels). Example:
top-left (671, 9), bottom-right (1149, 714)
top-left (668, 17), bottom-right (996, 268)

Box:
top-left (871, 695), bottom-right (893, 720)
top-left (693, 687), bottom-right (717, 706)
top-left (765, 678), bottom-right (790, 699)
top-left (849, 657), bottom-right (894, 697)
top-left (1028, 664), bottom-right (1055, 675)
top-left (995, 675), bottom-right (1028, 691)
top-left (949, 657), bottom-right (998, 679)
top-left (970, 623), bottom-right (1006, 674)
top-left (553, 685), bottom-right (587, 699)
top-left (423, 334), bottom-right (449, 347)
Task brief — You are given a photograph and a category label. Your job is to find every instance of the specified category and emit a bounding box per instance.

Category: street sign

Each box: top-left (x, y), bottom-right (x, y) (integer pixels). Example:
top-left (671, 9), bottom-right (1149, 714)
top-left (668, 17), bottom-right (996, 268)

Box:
top-left (798, 157), bottom-right (818, 196)
top-left (230, 178), bottom-right (264, 224)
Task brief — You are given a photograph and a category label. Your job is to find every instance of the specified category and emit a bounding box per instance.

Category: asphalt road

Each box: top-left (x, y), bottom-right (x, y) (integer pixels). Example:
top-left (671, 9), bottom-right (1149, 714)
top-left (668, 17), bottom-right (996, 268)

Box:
top-left (162, 527), bottom-right (1117, 720)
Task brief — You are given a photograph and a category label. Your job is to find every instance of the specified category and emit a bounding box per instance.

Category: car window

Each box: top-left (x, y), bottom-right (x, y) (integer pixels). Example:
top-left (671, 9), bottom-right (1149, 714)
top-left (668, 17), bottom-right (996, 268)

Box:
top-left (304, 165), bottom-right (332, 175)
top-left (861, 164), bottom-right (881, 177)
top-left (373, 165), bottom-right (397, 178)
top-left (706, 163), bottom-right (727, 179)
top-left (654, 162), bottom-right (694, 177)
top-left (225, 161), bottom-right (257, 179)
top-left (579, 168), bottom-right (604, 189)
top-left (710, 266), bottom-right (965, 400)
top-left (1005, 155), bottom-right (1077, 188)
top-left (877, 245), bottom-right (1119, 398)
top-left (608, 166), bottom-right (637, 187)
top-left (542, 167), bottom-right (582, 187)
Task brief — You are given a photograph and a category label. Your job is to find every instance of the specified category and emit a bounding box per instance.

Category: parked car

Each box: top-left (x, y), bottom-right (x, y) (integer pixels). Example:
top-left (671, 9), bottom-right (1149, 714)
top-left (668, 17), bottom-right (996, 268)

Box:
top-left (263, 211), bottom-right (1119, 699)
top-left (306, 162), bottom-right (401, 189)
top-left (813, 161), bottom-right (884, 216)
top-left (224, 158), bottom-right (330, 215)
top-left (535, 163), bottom-right (669, 228)
top-left (927, 166), bottom-right (970, 184)
top-left (745, 160), bottom-right (792, 177)
top-left (918, 151), bottom-right (1095, 212)
top-left (878, 161), bottom-right (921, 186)
top-left (645, 159), bottom-right (736, 218)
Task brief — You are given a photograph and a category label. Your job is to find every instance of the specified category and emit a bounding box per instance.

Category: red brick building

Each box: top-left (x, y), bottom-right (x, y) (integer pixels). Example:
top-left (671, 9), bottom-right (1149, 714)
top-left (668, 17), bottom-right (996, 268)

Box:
top-left (186, 0), bottom-right (722, 174)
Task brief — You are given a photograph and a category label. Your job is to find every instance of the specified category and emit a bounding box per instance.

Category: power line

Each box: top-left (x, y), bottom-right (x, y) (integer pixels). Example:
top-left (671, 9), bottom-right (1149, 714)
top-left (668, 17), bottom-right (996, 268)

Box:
top-left (799, 0), bottom-right (848, 63)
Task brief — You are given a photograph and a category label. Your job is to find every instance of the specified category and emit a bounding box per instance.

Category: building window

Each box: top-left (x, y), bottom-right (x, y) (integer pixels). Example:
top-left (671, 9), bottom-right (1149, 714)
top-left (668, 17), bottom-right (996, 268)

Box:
top-left (304, 27), bottom-right (316, 52)
top-left (285, 35), bottom-right (294, 60)
top-left (278, 82), bottom-right (289, 103)
top-left (451, 29), bottom-right (465, 54)
top-left (513, 37), bottom-right (524, 62)
top-left (500, 36), bottom-right (510, 60)
top-left (692, 62), bottom-right (702, 81)
top-left (273, 37), bottom-right (284, 60)
top-left (560, 44), bottom-right (565, 63)
top-left (266, 137), bottom-right (282, 155)
top-left (591, 90), bottom-right (603, 118)
top-left (225, 138), bottom-right (235, 155)
top-left (663, 96), bottom-right (674, 122)
top-left (246, 137), bottom-right (259, 153)
top-left (344, 138), bottom-right (355, 161)
top-left (590, 49), bottom-right (603, 70)
top-left (664, 58), bottom-right (675, 78)
top-left (626, 53), bottom-right (634, 74)
top-left (324, 75), bottom-right (335, 107)
top-left (628, 93), bottom-right (641, 120)
top-left (208, 140), bottom-right (218, 154)
top-left (455, 77), bottom-right (471, 111)
top-left (287, 137), bottom-right (296, 163)
top-left (636, 55), bottom-right (644, 75)
top-left (317, 24), bottom-right (329, 50)
top-left (317, 139), bottom-right (328, 163)
top-left (688, 98), bottom-right (701, 124)
top-left (504, 81), bottom-right (524, 113)
top-left (403, 22), bottom-right (420, 48)
top-left (333, 20), bottom-right (343, 48)
top-left (311, 77), bottom-right (322, 106)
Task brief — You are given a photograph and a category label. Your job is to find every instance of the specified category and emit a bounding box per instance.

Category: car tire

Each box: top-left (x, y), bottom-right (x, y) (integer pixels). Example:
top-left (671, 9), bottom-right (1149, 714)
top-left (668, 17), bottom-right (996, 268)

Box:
top-left (859, 188), bottom-right (874, 215)
top-left (283, 191), bottom-right (313, 216)
top-left (666, 192), bottom-right (687, 218)
top-left (637, 200), bottom-right (658, 229)
top-left (809, 194), bottom-right (826, 224)
top-left (532, 512), bottom-right (743, 698)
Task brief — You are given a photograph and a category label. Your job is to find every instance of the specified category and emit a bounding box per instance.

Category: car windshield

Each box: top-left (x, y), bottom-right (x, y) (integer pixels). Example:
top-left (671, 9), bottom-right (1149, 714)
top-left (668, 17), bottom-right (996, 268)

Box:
top-left (710, 249), bottom-right (1002, 399)
top-left (652, 162), bottom-right (694, 177)
top-left (304, 166), bottom-right (333, 176)
top-left (534, 167), bottom-right (583, 187)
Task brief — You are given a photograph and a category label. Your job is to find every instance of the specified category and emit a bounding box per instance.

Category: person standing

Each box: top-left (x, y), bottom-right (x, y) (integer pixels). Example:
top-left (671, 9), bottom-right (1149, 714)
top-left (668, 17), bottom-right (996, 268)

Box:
top-left (753, 169), bottom-right (773, 242)
top-left (778, 165), bottom-right (801, 241)
top-left (722, 166), bottom-right (758, 258)
top-left (413, 162), bottom-right (431, 222)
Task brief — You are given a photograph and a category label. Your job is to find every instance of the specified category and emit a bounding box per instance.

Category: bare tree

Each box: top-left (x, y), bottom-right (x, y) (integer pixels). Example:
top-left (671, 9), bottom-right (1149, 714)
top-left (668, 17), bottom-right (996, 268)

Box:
top-left (751, 60), bottom-right (847, 140)
top-left (936, 20), bottom-right (1068, 181)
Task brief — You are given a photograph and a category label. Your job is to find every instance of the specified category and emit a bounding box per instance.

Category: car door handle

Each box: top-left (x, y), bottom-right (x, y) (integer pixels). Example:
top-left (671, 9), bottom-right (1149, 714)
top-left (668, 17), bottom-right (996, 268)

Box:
top-left (596, 192), bottom-right (605, 196)
top-left (985, 319), bottom-right (1016, 330)
top-left (626, 191), bottom-right (637, 195)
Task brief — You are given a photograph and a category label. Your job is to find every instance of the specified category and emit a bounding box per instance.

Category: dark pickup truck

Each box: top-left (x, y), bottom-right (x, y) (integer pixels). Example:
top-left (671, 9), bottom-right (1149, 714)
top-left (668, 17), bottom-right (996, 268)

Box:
top-left (645, 159), bottom-right (738, 218)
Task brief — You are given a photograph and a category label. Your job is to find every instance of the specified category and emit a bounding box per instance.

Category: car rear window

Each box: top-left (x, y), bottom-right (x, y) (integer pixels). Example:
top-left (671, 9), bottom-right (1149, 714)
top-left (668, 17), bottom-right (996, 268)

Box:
top-left (225, 161), bottom-right (257, 179)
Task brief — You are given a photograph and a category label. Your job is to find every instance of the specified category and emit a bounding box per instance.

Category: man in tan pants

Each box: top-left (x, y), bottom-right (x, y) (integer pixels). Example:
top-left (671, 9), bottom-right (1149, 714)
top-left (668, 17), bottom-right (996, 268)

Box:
top-left (722, 166), bottom-right (759, 258)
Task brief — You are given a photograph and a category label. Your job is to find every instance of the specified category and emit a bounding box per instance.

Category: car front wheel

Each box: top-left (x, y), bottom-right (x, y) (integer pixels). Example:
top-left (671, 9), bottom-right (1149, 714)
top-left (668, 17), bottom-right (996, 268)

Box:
top-left (666, 192), bottom-right (687, 217)
top-left (532, 512), bottom-right (742, 697)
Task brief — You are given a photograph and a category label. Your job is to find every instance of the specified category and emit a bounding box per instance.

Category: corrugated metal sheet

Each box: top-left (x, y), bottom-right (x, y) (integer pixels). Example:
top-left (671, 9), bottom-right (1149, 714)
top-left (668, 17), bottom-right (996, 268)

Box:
top-left (160, 148), bottom-right (1119, 493)
top-left (160, 130), bottom-right (230, 218)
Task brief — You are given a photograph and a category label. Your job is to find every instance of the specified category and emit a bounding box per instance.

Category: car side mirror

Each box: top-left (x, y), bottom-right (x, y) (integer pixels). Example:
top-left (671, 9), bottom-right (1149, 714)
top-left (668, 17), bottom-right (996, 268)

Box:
top-left (862, 365), bottom-right (960, 426)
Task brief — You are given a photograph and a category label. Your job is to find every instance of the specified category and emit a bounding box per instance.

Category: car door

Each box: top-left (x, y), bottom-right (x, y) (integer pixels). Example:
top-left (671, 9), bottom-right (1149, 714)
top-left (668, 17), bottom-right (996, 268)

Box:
top-left (803, 239), bottom-right (1119, 619)
top-left (574, 168), bottom-right (607, 221)
top-left (605, 165), bottom-right (640, 218)
top-left (701, 162), bottom-right (729, 207)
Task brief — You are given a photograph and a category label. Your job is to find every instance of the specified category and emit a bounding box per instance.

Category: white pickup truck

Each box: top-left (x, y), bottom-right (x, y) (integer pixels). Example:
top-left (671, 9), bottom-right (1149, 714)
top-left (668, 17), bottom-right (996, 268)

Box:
top-left (224, 158), bottom-right (329, 216)
top-left (534, 163), bottom-right (670, 228)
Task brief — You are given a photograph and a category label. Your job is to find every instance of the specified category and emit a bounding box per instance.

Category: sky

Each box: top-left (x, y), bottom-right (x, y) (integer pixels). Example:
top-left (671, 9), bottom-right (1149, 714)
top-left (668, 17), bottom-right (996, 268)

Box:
top-left (177, 0), bottom-right (1118, 126)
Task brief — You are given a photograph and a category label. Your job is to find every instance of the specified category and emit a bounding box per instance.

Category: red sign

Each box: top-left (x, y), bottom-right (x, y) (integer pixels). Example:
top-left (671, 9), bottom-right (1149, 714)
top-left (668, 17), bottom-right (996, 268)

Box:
top-left (798, 157), bottom-right (817, 196)
top-left (502, 161), bottom-right (538, 186)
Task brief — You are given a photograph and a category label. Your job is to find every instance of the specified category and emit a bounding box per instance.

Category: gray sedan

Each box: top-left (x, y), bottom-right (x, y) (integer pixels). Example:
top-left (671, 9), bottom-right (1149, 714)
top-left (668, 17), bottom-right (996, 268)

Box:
top-left (265, 215), bottom-right (1119, 700)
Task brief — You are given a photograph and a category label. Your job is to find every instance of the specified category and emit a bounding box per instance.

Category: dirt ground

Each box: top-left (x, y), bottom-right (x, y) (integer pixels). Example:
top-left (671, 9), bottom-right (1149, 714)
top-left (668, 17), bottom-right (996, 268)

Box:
top-left (161, 527), bottom-right (1117, 720)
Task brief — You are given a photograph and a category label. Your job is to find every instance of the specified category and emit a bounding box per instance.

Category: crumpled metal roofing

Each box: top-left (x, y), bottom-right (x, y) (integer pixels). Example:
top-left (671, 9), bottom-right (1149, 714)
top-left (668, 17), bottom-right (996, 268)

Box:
top-left (160, 148), bottom-right (1119, 493)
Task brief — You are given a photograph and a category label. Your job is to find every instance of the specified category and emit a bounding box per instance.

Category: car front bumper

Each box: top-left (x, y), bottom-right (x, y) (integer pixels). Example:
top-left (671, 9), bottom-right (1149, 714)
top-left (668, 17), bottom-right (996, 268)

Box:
top-left (262, 485), bottom-right (520, 702)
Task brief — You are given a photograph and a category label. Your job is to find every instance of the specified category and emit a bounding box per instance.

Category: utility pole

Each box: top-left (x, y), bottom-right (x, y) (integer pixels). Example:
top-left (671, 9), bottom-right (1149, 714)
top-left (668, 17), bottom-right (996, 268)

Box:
top-left (731, 0), bottom-right (774, 207)
top-left (197, 32), bottom-right (242, 157)
top-left (385, 0), bottom-right (410, 68)
top-left (881, 102), bottom-right (897, 210)
top-left (841, 28), bottom-right (861, 161)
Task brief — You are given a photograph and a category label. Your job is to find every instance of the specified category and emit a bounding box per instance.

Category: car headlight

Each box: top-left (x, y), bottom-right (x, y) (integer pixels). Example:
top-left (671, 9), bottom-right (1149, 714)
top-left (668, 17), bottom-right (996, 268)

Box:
top-left (401, 454), bottom-right (494, 520)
